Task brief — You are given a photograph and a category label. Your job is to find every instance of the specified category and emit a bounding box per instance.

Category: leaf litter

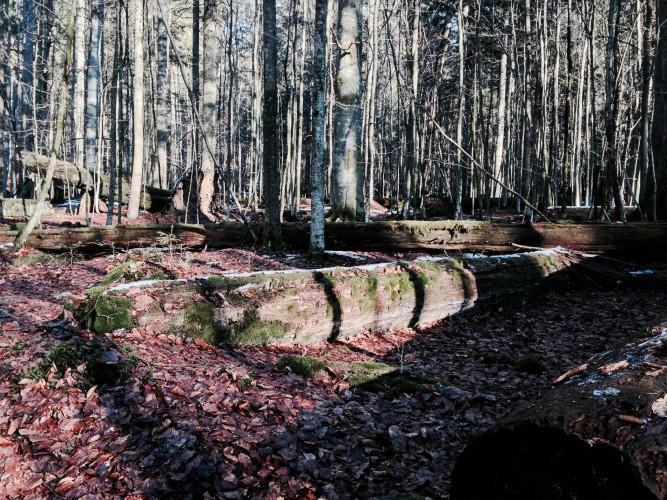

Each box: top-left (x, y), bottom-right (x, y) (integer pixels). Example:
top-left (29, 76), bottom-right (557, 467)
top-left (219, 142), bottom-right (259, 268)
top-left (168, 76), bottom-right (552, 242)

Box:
top-left (2, 247), bottom-right (667, 498)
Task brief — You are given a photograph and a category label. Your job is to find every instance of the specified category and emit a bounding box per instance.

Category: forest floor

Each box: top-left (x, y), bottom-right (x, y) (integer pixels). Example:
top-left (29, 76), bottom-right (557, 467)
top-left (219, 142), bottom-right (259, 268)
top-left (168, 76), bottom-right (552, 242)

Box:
top-left (1, 207), bottom-right (666, 499)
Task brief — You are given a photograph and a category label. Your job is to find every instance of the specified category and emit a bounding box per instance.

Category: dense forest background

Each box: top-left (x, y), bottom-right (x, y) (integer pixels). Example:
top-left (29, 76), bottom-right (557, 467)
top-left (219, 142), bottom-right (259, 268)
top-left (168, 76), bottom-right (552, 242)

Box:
top-left (2, 0), bottom-right (667, 234)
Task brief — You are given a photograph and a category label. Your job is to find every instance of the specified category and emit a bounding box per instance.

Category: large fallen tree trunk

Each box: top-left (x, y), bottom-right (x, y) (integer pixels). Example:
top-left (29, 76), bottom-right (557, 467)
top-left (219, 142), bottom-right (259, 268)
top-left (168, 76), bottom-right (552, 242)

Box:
top-left (75, 250), bottom-right (571, 345)
top-left (20, 151), bottom-right (172, 211)
top-left (450, 324), bottom-right (667, 500)
top-left (1, 220), bottom-right (667, 255)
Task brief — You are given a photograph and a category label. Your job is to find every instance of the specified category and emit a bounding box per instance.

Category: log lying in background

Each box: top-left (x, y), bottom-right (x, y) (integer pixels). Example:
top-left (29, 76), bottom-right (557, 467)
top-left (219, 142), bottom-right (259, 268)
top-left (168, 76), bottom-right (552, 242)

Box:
top-left (2, 220), bottom-right (667, 256)
top-left (20, 151), bottom-right (172, 211)
top-left (0, 198), bottom-right (55, 217)
top-left (76, 250), bottom-right (571, 345)
top-left (450, 325), bottom-right (667, 500)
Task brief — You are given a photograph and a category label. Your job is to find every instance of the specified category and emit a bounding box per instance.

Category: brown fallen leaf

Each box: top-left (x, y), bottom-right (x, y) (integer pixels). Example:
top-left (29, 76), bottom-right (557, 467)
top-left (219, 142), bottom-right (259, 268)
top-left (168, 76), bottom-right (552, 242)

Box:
top-left (618, 415), bottom-right (645, 425)
top-left (551, 363), bottom-right (589, 385)
top-left (599, 360), bottom-right (630, 375)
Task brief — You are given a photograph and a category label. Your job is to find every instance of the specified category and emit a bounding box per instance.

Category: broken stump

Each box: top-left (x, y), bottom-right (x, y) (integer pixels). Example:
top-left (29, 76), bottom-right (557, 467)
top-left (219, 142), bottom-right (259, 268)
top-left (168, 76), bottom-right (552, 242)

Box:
top-left (450, 324), bottom-right (667, 500)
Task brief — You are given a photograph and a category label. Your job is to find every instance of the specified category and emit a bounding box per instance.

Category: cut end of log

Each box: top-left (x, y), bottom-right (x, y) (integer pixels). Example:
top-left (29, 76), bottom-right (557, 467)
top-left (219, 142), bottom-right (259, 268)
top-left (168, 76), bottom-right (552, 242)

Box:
top-left (450, 423), bottom-right (657, 500)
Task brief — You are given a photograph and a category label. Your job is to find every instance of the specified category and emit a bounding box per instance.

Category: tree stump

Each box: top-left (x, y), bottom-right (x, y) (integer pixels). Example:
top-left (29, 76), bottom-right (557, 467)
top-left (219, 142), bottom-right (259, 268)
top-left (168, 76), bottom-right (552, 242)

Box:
top-left (450, 324), bottom-right (667, 500)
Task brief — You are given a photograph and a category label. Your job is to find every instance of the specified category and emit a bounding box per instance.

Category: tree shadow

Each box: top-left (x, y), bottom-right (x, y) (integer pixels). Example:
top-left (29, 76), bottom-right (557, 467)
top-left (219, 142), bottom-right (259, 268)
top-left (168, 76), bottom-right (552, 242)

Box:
top-left (313, 271), bottom-right (342, 342)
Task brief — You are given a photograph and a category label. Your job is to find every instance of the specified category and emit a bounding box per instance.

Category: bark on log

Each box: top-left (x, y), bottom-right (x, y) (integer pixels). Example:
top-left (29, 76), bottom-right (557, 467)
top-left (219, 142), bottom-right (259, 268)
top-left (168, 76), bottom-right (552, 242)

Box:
top-left (450, 325), bottom-right (667, 500)
top-left (76, 250), bottom-right (571, 345)
top-left (1, 220), bottom-right (667, 256)
top-left (20, 151), bottom-right (172, 211)
top-left (0, 198), bottom-right (55, 217)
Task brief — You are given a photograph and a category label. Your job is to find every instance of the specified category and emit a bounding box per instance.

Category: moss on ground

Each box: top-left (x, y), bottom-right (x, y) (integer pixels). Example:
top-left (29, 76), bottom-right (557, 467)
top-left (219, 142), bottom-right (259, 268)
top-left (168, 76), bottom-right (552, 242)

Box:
top-left (18, 338), bottom-right (137, 388)
top-left (76, 288), bottom-right (134, 334)
top-left (276, 356), bottom-right (327, 378)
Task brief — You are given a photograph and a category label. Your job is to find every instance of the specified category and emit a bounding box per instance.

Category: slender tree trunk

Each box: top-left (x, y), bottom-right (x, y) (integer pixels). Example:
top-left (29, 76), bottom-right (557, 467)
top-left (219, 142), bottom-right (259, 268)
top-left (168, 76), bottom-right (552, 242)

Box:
top-left (155, 0), bottom-right (170, 190)
top-left (127, 0), bottom-right (145, 220)
top-left (262, 0), bottom-right (283, 249)
top-left (653, 0), bottom-right (667, 219)
top-left (309, 0), bottom-right (328, 260)
top-left (197, 0), bottom-right (221, 221)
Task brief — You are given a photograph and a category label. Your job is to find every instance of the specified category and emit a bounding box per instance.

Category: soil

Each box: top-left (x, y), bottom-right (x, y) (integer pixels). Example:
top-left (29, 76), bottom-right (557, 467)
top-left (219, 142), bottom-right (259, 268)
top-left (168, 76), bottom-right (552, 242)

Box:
top-left (1, 207), bottom-right (666, 499)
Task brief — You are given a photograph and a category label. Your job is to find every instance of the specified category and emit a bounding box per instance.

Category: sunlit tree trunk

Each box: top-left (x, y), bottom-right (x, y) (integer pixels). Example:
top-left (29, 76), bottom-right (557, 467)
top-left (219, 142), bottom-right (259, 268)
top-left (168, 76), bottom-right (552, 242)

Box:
top-left (331, 0), bottom-right (364, 221)
top-left (197, 0), bottom-right (221, 221)
top-left (127, 0), bottom-right (145, 220)
top-left (309, 0), bottom-right (328, 259)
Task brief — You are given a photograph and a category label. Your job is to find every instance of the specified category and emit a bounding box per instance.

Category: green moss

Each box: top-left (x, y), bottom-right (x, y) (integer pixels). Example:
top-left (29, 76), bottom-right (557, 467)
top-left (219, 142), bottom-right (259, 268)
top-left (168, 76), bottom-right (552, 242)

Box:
top-left (98, 263), bottom-right (135, 287)
top-left (350, 371), bottom-right (440, 396)
top-left (8, 341), bottom-right (28, 354)
top-left (19, 338), bottom-right (137, 388)
top-left (90, 295), bottom-right (134, 334)
top-left (276, 356), bottom-right (327, 378)
top-left (221, 310), bottom-right (290, 346)
top-left (180, 300), bottom-right (222, 344)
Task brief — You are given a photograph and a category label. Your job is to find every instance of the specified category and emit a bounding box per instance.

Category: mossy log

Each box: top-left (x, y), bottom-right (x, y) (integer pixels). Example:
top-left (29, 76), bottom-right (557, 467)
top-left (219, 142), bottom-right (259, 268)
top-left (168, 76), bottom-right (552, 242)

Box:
top-left (450, 325), bottom-right (667, 500)
top-left (76, 250), bottom-right (571, 345)
top-left (20, 151), bottom-right (171, 211)
top-left (0, 198), bottom-right (55, 217)
top-left (1, 220), bottom-right (667, 255)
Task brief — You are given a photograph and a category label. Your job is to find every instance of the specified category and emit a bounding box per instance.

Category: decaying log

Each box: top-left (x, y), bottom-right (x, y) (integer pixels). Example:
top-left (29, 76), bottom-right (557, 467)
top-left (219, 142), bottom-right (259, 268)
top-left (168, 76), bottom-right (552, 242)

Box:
top-left (0, 198), bottom-right (55, 217)
top-left (76, 250), bottom-right (571, 345)
top-left (450, 325), bottom-right (667, 500)
top-left (1, 220), bottom-right (667, 256)
top-left (20, 151), bottom-right (172, 211)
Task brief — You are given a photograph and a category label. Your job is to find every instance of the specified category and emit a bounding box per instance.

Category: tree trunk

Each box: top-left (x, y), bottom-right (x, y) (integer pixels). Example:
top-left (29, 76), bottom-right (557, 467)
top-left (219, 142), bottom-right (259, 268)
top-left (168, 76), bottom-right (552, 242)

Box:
top-left (309, 0), bottom-right (329, 260)
top-left (127, 0), bottom-right (145, 220)
top-left (652, 0), bottom-right (667, 220)
top-left (262, 0), bottom-right (282, 249)
top-left (197, 0), bottom-right (221, 221)
top-left (451, 323), bottom-right (667, 499)
top-left (6, 220), bottom-right (667, 257)
top-left (331, 0), bottom-right (363, 222)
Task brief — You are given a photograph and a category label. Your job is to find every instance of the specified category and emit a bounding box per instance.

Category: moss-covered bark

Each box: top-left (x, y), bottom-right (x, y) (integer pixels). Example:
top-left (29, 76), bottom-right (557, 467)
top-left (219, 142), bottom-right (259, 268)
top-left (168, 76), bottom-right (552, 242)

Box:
top-left (76, 250), bottom-right (573, 346)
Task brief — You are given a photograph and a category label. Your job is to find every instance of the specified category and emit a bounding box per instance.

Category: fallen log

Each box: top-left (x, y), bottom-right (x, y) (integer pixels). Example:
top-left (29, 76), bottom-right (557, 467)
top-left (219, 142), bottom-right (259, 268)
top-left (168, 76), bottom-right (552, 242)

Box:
top-left (450, 324), bottom-right (667, 500)
top-left (0, 198), bottom-right (55, 217)
top-left (1, 220), bottom-right (667, 256)
top-left (75, 250), bottom-right (571, 345)
top-left (20, 151), bottom-right (172, 211)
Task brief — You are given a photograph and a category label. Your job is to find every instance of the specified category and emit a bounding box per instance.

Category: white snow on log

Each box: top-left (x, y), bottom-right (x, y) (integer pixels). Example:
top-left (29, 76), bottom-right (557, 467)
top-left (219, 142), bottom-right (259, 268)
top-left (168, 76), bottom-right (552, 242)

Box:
top-left (593, 387), bottom-right (621, 397)
top-left (109, 278), bottom-right (188, 291)
top-left (629, 269), bottom-right (655, 276)
top-left (325, 250), bottom-right (369, 261)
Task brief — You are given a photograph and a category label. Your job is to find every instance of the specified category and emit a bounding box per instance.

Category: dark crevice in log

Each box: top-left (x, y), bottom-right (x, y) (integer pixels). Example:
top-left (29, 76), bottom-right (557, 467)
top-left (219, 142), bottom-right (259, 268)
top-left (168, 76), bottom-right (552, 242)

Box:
top-left (451, 423), bottom-right (656, 500)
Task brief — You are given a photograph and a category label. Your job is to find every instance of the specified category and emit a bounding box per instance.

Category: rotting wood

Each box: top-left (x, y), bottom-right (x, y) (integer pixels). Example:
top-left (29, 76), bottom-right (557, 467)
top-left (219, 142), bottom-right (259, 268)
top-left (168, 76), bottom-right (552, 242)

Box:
top-left (75, 250), bottom-right (571, 345)
top-left (1, 220), bottom-right (667, 256)
top-left (450, 324), bottom-right (667, 500)
top-left (20, 151), bottom-right (172, 211)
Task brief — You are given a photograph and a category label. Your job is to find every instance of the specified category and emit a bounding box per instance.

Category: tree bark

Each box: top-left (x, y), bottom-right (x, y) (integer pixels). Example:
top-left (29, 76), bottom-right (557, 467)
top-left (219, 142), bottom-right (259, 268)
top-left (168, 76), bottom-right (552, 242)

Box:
top-left (309, 0), bottom-right (329, 260)
top-left (127, 0), bottom-right (145, 220)
top-left (197, 0), bottom-right (221, 221)
top-left (331, 0), bottom-right (364, 222)
top-left (78, 250), bottom-right (572, 344)
top-left (5, 221), bottom-right (667, 257)
top-left (451, 323), bottom-right (667, 499)
top-left (262, 0), bottom-right (283, 249)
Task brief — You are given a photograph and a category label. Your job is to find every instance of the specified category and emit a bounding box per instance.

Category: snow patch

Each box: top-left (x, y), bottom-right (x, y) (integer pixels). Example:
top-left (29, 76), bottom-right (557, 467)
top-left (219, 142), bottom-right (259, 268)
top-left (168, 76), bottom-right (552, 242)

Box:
top-left (593, 387), bottom-right (621, 397)
top-left (629, 269), bottom-right (655, 276)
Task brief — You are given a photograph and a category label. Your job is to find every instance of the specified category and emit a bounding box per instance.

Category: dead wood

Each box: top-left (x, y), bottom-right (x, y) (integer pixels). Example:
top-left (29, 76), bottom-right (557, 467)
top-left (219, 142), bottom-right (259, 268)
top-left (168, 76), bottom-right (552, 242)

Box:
top-left (450, 324), bottom-right (667, 500)
top-left (76, 250), bottom-right (572, 345)
top-left (20, 151), bottom-right (172, 211)
top-left (2, 220), bottom-right (667, 256)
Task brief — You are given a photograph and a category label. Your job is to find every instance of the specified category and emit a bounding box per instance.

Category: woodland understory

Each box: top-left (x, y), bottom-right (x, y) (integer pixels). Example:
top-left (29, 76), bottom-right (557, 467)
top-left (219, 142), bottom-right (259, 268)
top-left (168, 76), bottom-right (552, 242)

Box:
top-left (1, 209), bottom-right (667, 498)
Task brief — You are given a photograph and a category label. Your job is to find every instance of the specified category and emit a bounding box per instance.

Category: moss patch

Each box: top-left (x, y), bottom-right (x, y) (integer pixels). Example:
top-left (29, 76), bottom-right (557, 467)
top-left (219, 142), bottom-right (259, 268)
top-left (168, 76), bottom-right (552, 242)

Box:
top-left (19, 338), bottom-right (137, 389)
top-left (77, 290), bottom-right (134, 334)
top-left (179, 300), bottom-right (223, 345)
top-left (276, 356), bottom-right (327, 378)
top-left (221, 310), bottom-right (291, 346)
